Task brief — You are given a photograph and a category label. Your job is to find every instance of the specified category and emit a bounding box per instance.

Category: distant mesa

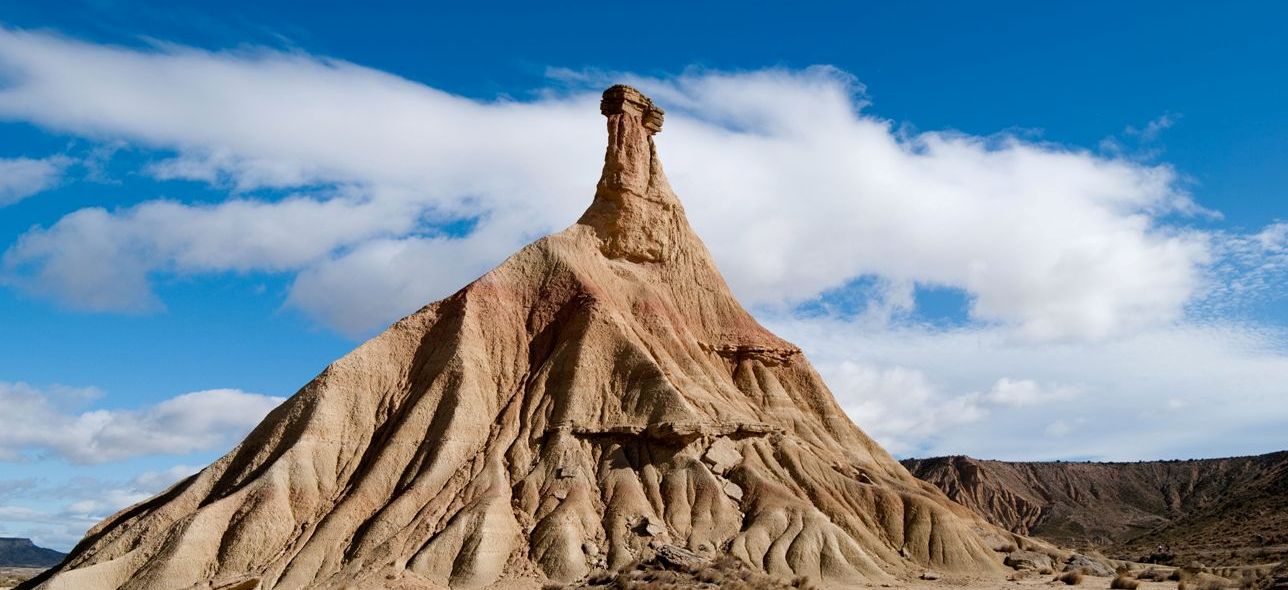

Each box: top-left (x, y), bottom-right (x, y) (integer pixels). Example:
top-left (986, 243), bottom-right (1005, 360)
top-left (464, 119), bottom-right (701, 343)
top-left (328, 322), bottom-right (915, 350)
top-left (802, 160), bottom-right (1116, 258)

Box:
top-left (0, 538), bottom-right (65, 569)
top-left (25, 87), bottom-right (1023, 589)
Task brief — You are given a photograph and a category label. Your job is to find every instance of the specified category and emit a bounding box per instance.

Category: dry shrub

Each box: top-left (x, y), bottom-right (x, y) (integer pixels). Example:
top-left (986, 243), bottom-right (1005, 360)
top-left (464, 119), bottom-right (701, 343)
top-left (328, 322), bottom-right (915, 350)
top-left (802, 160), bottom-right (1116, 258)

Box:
top-left (790, 575), bottom-right (816, 590)
top-left (1058, 571), bottom-right (1084, 585)
top-left (1138, 568), bottom-right (1168, 581)
top-left (1110, 575), bottom-right (1141, 590)
top-left (570, 553), bottom-right (803, 590)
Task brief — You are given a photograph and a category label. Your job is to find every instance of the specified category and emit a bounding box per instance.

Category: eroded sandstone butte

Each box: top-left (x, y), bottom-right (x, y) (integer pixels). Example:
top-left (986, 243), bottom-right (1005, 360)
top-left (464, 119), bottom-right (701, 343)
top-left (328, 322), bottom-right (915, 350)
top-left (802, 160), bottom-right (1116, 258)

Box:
top-left (26, 86), bottom-right (1014, 590)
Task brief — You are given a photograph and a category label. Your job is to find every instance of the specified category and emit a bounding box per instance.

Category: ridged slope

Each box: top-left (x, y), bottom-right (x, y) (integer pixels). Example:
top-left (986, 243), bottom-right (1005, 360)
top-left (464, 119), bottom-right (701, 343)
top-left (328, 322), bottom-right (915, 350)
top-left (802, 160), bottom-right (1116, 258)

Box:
top-left (903, 454), bottom-right (1288, 566)
top-left (28, 86), bottom-right (1010, 590)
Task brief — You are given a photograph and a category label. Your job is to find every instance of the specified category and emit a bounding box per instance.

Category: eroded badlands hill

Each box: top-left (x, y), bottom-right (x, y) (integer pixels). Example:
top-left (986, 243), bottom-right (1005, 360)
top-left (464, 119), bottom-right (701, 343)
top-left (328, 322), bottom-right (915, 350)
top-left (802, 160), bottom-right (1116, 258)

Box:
top-left (26, 86), bottom-right (1016, 590)
top-left (903, 454), bottom-right (1288, 566)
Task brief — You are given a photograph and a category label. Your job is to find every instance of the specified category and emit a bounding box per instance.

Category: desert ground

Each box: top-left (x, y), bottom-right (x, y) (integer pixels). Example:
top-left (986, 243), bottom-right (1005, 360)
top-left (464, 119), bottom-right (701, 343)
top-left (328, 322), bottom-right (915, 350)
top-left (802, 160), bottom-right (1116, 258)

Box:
top-left (0, 569), bottom-right (44, 590)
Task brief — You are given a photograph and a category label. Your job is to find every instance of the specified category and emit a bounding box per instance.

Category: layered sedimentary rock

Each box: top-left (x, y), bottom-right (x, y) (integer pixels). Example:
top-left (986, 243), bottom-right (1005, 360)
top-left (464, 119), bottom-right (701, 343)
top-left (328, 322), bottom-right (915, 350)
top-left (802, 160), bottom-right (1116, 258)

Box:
top-left (27, 86), bottom-right (1011, 590)
top-left (903, 453), bottom-right (1288, 566)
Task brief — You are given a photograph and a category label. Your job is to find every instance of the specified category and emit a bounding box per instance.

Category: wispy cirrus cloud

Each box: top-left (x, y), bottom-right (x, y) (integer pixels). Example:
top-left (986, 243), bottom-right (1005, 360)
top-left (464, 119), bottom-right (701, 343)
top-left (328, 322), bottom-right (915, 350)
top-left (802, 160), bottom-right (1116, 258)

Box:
top-left (0, 155), bottom-right (70, 206)
top-left (0, 464), bottom-right (198, 550)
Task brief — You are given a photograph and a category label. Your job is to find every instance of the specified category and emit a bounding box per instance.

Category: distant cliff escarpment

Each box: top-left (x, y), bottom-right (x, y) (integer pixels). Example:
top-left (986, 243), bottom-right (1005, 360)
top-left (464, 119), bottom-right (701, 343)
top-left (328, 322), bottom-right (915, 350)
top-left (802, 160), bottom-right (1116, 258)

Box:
top-left (0, 538), bottom-right (64, 568)
top-left (903, 453), bottom-right (1288, 566)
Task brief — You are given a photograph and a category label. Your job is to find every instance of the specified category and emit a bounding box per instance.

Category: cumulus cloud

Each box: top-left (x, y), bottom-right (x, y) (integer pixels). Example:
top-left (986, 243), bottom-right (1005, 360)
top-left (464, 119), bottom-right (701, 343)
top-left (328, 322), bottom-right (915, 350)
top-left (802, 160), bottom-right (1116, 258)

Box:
top-left (0, 382), bottom-right (283, 463)
top-left (0, 155), bottom-right (69, 206)
top-left (0, 28), bottom-right (1220, 341)
top-left (4, 191), bottom-right (424, 312)
top-left (819, 362), bottom-right (1084, 455)
top-left (0, 27), bottom-right (1286, 468)
top-left (773, 315), bottom-right (1288, 460)
top-left (822, 361), bottom-right (986, 455)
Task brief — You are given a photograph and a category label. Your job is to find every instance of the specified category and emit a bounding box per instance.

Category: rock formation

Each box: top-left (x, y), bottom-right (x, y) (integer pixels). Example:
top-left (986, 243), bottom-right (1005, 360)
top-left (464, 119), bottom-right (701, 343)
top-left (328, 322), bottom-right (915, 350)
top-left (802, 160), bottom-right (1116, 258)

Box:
top-left (25, 86), bottom-right (1013, 590)
top-left (903, 453), bottom-right (1288, 567)
top-left (0, 539), bottom-right (64, 569)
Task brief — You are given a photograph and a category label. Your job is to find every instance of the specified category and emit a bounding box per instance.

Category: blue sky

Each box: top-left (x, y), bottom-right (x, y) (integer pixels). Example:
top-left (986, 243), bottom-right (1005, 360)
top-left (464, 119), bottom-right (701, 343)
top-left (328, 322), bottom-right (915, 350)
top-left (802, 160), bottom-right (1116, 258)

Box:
top-left (1, 1), bottom-right (1287, 550)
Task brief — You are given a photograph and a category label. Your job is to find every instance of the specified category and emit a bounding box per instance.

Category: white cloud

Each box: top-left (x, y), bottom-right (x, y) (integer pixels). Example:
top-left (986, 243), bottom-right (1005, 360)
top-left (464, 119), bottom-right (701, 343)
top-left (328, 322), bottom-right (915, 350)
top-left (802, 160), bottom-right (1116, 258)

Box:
top-left (0, 155), bottom-right (69, 206)
top-left (0, 382), bottom-right (282, 463)
top-left (57, 464), bottom-right (198, 517)
top-left (0, 465), bottom-right (197, 550)
top-left (0, 28), bottom-right (1285, 466)
top-left (1044, 419), bottom-right (1076, 437)
top-left (0, 28), bottom-right (1221, 342)
top-left (824, 362), bottom-right (987, 456)
top-left (4, 190), bottom-right (424, 312)
top-left (818, 362), bottom-right (1086, 455)
top-left (1199, 221), bottom-right (1288, 315)
top-left (773, 315), bottom-right (1288, 461)
top-left (983, 378), bottom-right (1080, 408)
top-left (1127, 113), bottom-right (1180, 142)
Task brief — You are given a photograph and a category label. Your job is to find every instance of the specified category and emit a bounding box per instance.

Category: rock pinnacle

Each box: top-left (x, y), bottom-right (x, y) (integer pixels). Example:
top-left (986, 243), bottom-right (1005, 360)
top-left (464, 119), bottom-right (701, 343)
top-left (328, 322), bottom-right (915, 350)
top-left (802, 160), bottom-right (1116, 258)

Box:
top-left (578, 85), bottom-right (686, 263)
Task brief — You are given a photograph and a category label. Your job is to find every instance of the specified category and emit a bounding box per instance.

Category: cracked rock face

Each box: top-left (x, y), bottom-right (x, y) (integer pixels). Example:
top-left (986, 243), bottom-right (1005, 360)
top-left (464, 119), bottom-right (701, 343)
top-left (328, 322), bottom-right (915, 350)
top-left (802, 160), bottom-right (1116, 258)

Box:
top-left (26, 85), bottom-right (1009, 590)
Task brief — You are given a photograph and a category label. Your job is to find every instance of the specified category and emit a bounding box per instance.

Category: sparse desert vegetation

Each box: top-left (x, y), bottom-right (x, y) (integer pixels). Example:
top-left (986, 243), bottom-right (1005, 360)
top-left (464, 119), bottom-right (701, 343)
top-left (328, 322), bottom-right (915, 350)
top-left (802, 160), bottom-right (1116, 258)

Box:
top-left (1138, 568), bottom-right (1169, 581)
top-left (1110, 575), bottom-right (1141, 589)
top-left (558, 553), bottom-right (814, 590)
top-left (0, 567), bottom-right (44, 589)
top-left (1058, 570), bottom-right (1085, 585)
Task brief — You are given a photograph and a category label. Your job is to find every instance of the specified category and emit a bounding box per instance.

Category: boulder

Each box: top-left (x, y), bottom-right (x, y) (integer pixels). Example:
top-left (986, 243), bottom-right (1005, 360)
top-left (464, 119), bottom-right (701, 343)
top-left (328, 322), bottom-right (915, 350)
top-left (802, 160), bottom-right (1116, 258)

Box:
top-left (722, 480), bottom-right (744, 502)
top-left (1065, 554), bottom-right (1116, 577)
top-left (1005, 550), bottom-right (1054, 571)
top-left (703, 437), bottom-right (742, 474)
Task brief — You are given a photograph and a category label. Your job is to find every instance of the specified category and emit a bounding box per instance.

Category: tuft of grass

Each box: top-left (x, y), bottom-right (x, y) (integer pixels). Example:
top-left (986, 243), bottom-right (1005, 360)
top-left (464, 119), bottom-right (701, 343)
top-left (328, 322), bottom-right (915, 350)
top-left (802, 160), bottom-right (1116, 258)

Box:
top-left (1110, 575), bottom-right (1141, 589)
top-left (1057, 571), bottom-right (1084, 585)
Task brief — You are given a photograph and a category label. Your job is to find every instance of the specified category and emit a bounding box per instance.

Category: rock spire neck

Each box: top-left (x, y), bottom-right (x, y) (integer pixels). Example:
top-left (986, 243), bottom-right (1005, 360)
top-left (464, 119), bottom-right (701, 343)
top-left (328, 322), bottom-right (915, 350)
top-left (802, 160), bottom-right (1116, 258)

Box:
top-left (578, 85), bottom-right (685, 263)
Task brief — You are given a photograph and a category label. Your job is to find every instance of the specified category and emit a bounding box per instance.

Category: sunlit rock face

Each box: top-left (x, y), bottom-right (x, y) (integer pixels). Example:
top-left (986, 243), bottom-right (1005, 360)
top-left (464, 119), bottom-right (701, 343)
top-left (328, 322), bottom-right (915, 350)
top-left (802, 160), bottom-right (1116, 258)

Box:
top-left (27, 86), bottom-right (1010, 590)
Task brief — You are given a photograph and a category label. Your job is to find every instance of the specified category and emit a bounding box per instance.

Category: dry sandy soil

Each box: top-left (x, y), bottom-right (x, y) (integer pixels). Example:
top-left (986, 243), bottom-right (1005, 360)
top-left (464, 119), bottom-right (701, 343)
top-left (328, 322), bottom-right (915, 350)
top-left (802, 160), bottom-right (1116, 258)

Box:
top-left (0, 568), bottom-right (44, 590)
